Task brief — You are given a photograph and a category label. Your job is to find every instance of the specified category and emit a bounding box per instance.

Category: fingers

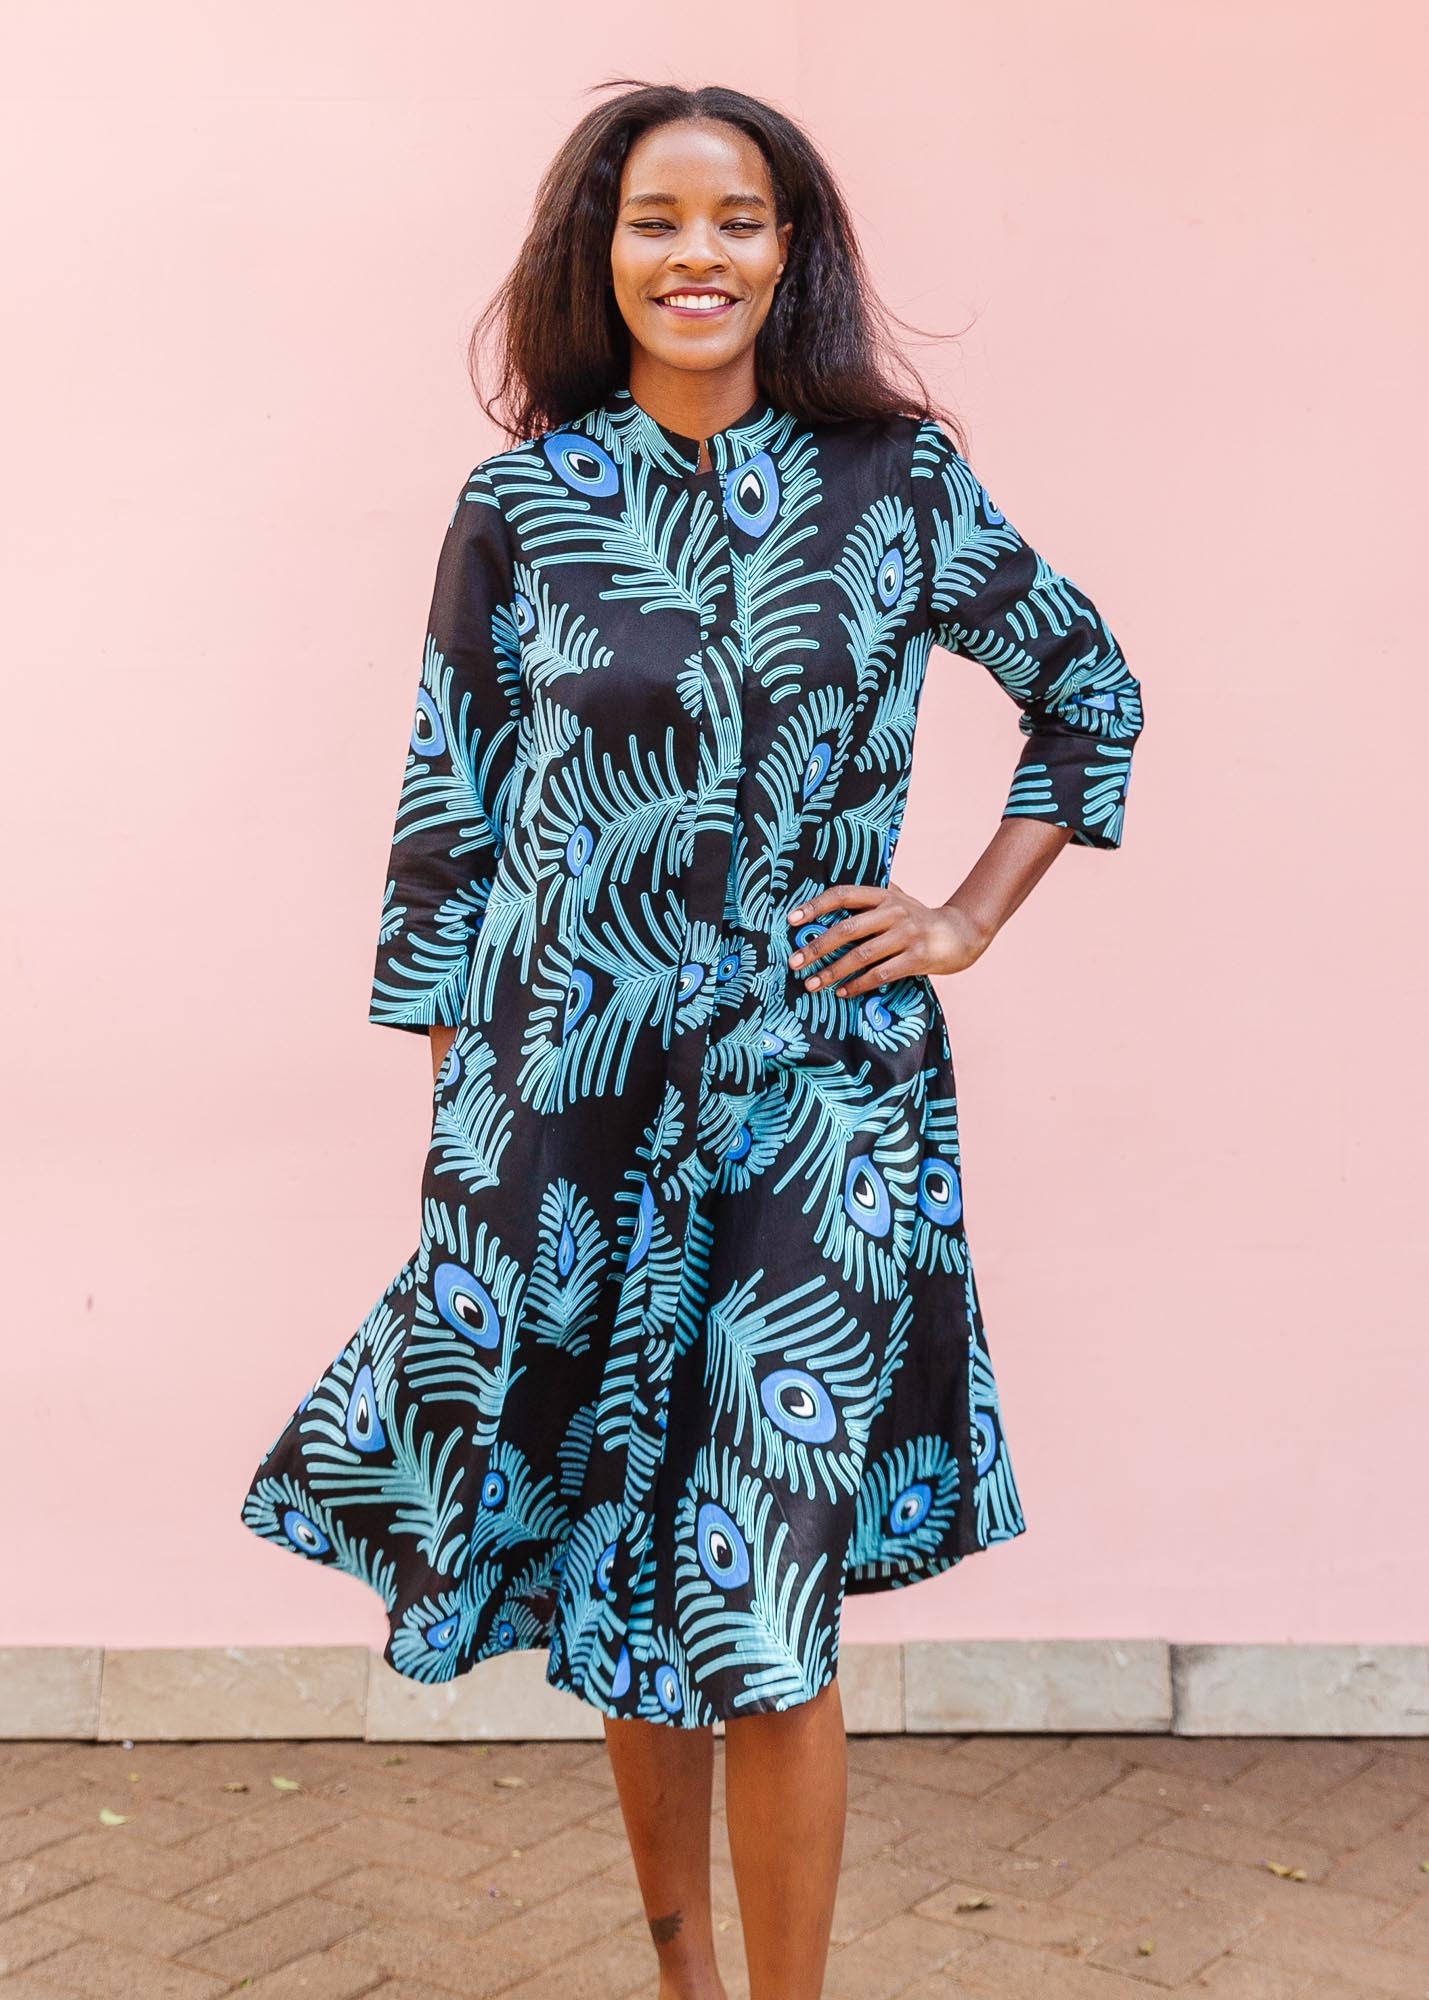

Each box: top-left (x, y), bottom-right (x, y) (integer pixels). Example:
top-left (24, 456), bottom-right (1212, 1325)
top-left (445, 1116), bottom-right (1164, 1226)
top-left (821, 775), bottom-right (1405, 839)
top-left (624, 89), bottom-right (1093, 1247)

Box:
top-left (805, 934), bottom-right (914, 998)
top-left (823, 950), bottom-right (921, 999)
top-left (789, 913), bottom-right (890, 981)
top-left (787, 883), bottom-right (885, 926)
top-left (788, 889), bottom-right (899, 979)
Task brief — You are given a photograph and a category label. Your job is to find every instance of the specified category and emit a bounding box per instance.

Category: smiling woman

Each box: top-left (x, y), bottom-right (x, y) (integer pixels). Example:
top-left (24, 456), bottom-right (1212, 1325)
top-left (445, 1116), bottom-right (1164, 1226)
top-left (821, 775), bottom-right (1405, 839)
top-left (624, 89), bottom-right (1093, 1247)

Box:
top-left (239, 78), bottom-right (1142, 2000)
top-left (610, 123), bottom-right (793, 467)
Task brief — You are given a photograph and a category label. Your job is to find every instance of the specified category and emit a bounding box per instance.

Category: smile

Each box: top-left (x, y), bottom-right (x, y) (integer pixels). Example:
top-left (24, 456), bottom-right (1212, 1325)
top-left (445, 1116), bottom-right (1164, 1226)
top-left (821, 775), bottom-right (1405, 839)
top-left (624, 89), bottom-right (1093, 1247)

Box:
top-left (654, 292), bottom-right (739, 317)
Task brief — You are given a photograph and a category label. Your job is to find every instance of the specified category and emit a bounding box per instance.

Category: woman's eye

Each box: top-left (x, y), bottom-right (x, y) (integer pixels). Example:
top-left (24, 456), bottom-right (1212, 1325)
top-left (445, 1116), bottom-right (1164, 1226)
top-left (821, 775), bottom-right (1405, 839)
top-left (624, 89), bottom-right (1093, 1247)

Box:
top-left (629, 219), bottom-right (762, 234)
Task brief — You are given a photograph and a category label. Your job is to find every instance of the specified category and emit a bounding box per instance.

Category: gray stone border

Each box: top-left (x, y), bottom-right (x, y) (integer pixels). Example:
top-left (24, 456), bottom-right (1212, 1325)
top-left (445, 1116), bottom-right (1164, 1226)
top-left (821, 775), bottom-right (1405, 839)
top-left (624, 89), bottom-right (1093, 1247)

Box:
top-left (1, 1643), bottom-right (1425, 1741)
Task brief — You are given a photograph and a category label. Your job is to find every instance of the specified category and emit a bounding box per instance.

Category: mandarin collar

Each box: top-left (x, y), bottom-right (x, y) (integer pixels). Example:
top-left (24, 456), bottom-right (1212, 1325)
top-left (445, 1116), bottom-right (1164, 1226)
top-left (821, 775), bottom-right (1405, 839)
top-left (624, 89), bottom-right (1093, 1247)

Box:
top-left (588, 383), bottom-right (782, 477)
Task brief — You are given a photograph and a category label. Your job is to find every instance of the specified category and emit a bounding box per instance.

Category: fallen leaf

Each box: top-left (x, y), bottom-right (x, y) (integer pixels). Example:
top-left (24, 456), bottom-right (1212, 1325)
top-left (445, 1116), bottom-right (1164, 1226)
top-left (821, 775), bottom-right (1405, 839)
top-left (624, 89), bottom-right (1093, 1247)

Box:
top-left (270, 1776), bottom-right (301, 1792)
top-left (222, 1781), bottom-right (249, 1794)
top-left (383, 1753), bottom-right (408, 1767)
top-left (1137, 1939), bottom-right (1155, 1956)
top-left (494, 1775), bottom-right (525, 1789)
top-left (98, 1808), bottom-right (130, 1826)
top-left (955, 1894), bottom-right (992, 1911)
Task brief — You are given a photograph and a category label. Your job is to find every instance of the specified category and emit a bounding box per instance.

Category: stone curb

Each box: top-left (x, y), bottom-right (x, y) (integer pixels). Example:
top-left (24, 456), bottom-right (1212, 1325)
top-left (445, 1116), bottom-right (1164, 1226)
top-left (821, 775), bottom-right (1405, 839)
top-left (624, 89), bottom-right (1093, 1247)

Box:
top-left (2, 1642), bottom-right (1425, 1740)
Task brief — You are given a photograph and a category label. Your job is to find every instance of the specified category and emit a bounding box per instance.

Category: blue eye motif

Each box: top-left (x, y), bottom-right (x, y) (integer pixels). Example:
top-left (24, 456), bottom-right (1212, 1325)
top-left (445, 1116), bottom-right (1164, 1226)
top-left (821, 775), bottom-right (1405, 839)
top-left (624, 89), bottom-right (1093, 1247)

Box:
top-left (980, 486), bottom-right (1005, 526)
top-left (282, 1507), bottom-right (330, 1557)
top-left (654, 1662), bottom-right (683, 1714)
top-left (411, 686), bottom-right (445, 758)
top-left (760, 1029), bottom-right (787, 1058)
top-left (513, 590), bottom-right (535, 636)
top-left (876, 543), bottom-right (904, 607)
top-left (862, 995), bottom-right (893, 1032)
top-left (722, 451), bottom-right (779, 536)
top-left (344, 1362), bottom-right (386, 1454)
top-left (677, 961), bottom-right (705, 1002)
top-left (696, 1500), bottom-right (750, 1589)
top-left (760, 1367), bottom-right (837, 1444)
top-left (917, 1155), bottom-right (962, 1227)
top-left (1082, 690), bottom-right (1120, 712)
top-left (972, 1411), bottom-right (997, 1476)
top-left (425, 1613), bottom-right (458, 1650)
top-left (625, 1178), bottom-right (656, 1271)
top-left (565, 824), bottom-right (595, 874)
top-left (802, 740), bottom-right (832, 798)
top-left (436, 1041), bottom-right (462, 1091)
top-left (480, 1469), bottom-right (507, 1508)
top-left (843, 1156), bottom-right (892, 1237)
top-left (597, 1540), bottom-right (617, 1593)
top-left (541, 432), bottom-right (620, 496)
top-left (610, 1643), bottom-right (632, 1698)
top-left (493, 1618), bottom-right (516, 1649)
top-left (889, 1481), bottom-right (932, 1535)
top-left (563, 967), bottom-right (593, 1036)
top-left (725, 1123), bottom-right (752, 1163)
top-left (432, 1261), bottom-right (501, 1349)
top-left (716, 949), bottom-right (741, 983)
top-left (556, 1218), bottom-right (576, 1277)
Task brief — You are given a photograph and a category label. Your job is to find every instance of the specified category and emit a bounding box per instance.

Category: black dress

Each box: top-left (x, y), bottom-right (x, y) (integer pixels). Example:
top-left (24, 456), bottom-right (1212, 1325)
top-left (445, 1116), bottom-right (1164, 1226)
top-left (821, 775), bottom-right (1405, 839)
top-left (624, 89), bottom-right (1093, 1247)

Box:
top-left (240, 384), bottom-right (1143, 1724)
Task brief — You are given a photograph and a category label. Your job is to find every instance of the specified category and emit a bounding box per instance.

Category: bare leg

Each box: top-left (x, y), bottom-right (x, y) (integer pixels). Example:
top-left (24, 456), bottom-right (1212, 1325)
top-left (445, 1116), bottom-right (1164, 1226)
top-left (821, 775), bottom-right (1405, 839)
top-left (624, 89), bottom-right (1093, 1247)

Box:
top-left (602, 1714), bottom-right (727, 2000)
top-left (723, 1674), bottom-right (847, 2000)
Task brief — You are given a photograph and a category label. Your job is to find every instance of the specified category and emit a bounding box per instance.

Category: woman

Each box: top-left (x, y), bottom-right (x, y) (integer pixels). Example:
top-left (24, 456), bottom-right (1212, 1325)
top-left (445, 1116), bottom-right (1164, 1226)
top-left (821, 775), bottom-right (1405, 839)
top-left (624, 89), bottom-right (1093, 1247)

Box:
top-left (242, 79), bottom-right (1142, 2000)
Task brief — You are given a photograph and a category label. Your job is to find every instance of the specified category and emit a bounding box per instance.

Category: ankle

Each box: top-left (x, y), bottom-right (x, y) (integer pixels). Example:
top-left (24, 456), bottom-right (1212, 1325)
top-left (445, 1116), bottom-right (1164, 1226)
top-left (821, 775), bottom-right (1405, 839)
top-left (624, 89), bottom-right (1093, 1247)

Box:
top-left (657, 1964), bottom-right (727, 2000)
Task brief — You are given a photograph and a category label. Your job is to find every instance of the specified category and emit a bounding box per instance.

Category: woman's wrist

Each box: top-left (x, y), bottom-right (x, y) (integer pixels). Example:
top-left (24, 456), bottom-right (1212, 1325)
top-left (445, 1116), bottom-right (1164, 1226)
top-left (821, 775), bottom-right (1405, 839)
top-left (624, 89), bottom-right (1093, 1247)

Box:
top-left (936, 896), bottom-right (999, 967)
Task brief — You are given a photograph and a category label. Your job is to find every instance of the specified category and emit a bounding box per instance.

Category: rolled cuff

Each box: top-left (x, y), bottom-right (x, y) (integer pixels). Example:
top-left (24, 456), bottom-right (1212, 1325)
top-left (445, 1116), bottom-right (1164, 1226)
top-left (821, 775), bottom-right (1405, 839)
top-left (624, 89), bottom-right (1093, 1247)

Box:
top-left (1002, 724), bottom-right (1135, 851)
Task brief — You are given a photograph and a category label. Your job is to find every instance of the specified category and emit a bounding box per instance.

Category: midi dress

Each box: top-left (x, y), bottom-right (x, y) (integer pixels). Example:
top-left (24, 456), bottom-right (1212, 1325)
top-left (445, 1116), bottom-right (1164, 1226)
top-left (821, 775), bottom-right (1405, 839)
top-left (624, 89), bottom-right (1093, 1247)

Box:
top-left (240, 383), bottom-right (1143, 1726)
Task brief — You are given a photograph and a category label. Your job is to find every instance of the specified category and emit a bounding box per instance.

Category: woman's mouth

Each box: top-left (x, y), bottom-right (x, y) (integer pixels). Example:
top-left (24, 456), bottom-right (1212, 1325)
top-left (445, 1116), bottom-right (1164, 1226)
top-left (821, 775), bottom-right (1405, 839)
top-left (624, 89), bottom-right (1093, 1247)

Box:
top-left (653, 291), bottom-right (739, 319)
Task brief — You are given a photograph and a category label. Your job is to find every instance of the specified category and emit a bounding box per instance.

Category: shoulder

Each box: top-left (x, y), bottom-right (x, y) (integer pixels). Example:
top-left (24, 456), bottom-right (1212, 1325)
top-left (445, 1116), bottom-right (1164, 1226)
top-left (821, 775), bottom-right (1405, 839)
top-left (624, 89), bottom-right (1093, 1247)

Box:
top-left (443, 440), bottom-right (549, 539)
top-left (459, 438), bottom-right (540, 497)
top-left (909, 414), bottom-right (968, 479)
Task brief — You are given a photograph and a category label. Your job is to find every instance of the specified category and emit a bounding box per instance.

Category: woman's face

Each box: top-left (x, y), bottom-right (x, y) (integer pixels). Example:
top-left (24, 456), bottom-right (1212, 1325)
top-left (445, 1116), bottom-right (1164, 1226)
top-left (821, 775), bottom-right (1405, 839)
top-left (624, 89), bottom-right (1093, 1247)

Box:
top-left (610, 118), bottom-right (792, 379)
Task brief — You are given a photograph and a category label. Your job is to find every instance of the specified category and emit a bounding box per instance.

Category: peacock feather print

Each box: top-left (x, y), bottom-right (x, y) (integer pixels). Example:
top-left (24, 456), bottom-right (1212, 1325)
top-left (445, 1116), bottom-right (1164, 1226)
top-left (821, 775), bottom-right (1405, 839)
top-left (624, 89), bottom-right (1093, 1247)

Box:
top-left (240, 382), bottom-right (1142, 1722)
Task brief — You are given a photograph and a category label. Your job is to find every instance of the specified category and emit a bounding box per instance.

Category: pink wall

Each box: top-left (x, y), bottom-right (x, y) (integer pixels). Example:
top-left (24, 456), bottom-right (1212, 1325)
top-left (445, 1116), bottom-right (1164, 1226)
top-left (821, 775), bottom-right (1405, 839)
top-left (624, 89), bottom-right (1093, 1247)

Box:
top-left (3, 2), bottom-right (1424, 1657)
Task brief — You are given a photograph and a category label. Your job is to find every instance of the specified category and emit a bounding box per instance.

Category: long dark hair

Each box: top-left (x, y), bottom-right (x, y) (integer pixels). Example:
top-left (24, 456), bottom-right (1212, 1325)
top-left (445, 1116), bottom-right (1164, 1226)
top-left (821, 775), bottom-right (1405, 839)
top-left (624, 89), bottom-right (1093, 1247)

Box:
top-left (468, 79), bottom-right (970, 453)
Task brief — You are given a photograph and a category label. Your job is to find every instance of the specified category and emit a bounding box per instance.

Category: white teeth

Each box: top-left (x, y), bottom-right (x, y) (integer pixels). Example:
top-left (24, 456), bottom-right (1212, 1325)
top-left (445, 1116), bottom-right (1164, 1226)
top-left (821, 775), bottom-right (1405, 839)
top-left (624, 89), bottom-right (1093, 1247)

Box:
top-left (660, 293), bottom-right (732, 311)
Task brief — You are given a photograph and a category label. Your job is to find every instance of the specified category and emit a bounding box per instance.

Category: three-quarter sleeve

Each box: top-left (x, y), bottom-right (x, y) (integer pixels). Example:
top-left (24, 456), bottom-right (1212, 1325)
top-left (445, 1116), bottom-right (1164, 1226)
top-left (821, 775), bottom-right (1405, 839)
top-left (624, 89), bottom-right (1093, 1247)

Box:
top-left (912, 418), bottom-right (1143, 849)
top-left (368, 465), bottom-right (523, 1033)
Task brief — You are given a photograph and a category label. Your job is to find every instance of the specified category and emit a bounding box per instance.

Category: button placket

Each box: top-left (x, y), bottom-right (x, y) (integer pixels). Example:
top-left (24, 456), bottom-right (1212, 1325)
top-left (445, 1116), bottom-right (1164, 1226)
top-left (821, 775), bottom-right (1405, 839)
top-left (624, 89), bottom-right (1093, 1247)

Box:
top-left (593, 463), bottom-right (748, 1707)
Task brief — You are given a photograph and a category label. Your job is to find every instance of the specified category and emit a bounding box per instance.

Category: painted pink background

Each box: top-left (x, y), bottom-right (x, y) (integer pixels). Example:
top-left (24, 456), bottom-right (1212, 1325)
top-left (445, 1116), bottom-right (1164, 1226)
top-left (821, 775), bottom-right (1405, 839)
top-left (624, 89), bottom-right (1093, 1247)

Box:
top-left (3, 3), bottom-right (1425, 1661)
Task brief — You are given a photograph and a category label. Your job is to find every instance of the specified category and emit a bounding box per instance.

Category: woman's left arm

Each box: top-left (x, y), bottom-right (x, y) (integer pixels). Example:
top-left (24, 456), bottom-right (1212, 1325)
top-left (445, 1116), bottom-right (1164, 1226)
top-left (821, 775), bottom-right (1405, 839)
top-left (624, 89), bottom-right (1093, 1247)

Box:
top-left (788, 818), bottom-right (1070, 997)
top-left (788, 421), bottom-right (1142, 999)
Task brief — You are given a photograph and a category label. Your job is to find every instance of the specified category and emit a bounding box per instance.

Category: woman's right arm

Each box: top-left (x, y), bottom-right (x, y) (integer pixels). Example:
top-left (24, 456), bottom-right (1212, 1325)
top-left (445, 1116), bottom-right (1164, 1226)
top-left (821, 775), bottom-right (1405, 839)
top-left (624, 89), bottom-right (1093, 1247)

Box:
top-left (368, 464), bottom-right (523, 1041)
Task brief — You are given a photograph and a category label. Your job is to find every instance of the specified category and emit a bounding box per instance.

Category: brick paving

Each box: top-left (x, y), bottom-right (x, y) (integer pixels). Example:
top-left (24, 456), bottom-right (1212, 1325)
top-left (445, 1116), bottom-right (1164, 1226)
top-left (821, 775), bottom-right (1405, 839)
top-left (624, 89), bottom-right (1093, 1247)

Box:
top-left (1, 1732), bottom-right (1427, 1997)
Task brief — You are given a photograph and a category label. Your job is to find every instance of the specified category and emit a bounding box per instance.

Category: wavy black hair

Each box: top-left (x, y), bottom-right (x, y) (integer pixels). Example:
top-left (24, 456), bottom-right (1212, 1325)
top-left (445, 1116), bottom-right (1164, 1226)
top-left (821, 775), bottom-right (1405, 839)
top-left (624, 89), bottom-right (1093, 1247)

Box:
top-left (468, 78), bottom-right (970, 452)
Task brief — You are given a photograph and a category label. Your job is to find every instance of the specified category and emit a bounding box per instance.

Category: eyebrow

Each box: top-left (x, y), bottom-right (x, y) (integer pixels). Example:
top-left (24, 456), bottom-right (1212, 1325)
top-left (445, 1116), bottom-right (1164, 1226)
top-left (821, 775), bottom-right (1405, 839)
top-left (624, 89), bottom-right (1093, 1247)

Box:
top-left (621, 190), bottom-right (770, 211)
